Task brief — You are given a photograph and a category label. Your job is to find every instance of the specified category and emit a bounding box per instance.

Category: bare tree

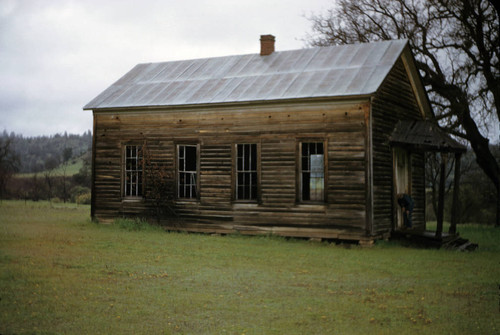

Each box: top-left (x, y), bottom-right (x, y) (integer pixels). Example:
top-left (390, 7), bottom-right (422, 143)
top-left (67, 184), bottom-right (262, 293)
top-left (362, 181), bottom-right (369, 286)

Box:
top-left (44, 155), bottom-right (59, 203)
top-left (426, 152), bottom-right (455, 217)
top-left (31, 172), bottom-right (41, 202)
top-left (0, 137), bottom-right (20, 202)
top-left (488, 1), bottom-right (500, 24)
top-left (60, 147), bottom-right (72, 203)
top-left (306, 0), bottom-right (500, 225)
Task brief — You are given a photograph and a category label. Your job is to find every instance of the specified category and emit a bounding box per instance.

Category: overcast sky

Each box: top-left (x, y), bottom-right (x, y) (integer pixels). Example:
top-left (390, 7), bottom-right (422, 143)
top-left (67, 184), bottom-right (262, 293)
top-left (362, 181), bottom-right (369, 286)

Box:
top-left (0, 0), bottom-right (336, 137)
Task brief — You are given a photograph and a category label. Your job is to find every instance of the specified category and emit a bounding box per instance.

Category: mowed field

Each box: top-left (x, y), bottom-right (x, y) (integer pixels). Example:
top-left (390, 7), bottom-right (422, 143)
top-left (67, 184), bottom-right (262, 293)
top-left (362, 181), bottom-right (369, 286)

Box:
top-left (0, 201), bottom-right (499, 334)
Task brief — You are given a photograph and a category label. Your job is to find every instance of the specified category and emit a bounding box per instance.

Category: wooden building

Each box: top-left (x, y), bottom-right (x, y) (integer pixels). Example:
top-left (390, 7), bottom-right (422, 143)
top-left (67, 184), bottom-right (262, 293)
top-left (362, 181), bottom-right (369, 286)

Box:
top-left (84, 36), bottom-right (442, 243)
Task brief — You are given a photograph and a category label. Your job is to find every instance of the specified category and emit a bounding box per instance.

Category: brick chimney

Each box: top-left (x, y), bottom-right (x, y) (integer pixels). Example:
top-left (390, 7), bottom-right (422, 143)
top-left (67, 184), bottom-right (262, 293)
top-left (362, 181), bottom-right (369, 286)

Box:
top-left (260, 35), bottom-right (275, 56)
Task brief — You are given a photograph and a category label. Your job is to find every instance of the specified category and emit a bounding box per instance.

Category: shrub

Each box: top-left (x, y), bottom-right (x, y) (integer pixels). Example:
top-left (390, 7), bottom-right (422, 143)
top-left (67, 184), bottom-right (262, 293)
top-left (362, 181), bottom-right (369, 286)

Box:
top-left (70, 186), bottom-right (91, 202)
top-left (114, 217), bottom-right (160, 232)
top-left (76, 192), bottom-right (91, 205)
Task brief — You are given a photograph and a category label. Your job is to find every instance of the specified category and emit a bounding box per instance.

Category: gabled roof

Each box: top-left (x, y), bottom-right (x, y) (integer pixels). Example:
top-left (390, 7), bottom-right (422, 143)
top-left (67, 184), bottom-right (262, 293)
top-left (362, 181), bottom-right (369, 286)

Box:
top-left (84, 39), bottom-right (411, 110)
top-left (390, 120), bottom-right (467, 153)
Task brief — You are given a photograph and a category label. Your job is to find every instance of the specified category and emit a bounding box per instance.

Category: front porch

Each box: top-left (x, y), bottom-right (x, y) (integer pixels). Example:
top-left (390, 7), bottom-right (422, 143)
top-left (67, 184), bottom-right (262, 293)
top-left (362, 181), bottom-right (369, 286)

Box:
top-left (390, 120), bottom-right (469, 241)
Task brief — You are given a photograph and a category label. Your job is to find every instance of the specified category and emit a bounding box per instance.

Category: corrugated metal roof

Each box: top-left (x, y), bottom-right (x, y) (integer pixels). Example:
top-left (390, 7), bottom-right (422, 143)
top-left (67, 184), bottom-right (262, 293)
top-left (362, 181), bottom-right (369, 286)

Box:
top-left (84, 39), bottom-right (409, 110)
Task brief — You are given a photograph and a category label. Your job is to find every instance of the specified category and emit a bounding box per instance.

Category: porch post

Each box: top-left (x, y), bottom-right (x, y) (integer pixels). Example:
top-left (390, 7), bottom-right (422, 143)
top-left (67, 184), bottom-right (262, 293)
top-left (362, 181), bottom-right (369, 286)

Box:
top-left (91, 114), bottom-right (97, 220)
top-left (449, 153), bottom-right (462, 234)
top-left (436, 153), bottom-right (448, 239)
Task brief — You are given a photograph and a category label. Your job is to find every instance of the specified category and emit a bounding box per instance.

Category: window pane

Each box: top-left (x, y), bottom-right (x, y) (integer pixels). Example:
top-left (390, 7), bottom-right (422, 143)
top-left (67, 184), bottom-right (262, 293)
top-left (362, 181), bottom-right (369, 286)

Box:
top-left (301, 143), bottom-right (323, 201)
top-left (302, 172), bottom-right (310, 201)
top-left (191, 175), bottom-right (197, 198)
top-left (236, 144), bottom-right (257, 200)
top-left (237, 186), bottom-right (244, 199)
top-left (244, 145), bottom-right (250, 171)
top-left (310, 155), bottom-right (324, 178)
top-left (244, 183), bottom-right (250, 199)
top-left (302, 157), bottom-right (309, 171)
top-left (315, 143), bottom-right (321, 155)
top-left (124, 145), bottom-right (142, 197)
top-left (251, 146), bottom-right (257, 170)
top-left (178, 145), bottom-right (197, 199)
top-left (185, 146), bottom-right (197, 172)
top-left (237, 157), bottom-right (243, 171)
top-left (317, 143), bottom-right (324, 155)
top-left (179, 158), bottom-right (185, 172)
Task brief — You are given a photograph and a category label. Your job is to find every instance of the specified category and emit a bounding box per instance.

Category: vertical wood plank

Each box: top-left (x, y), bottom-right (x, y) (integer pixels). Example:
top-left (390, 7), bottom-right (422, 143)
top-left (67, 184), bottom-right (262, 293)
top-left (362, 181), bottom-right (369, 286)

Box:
top-left (91, 113), bottom-right (97, 220)
top-left (436, 153), bottom-right (447, 238)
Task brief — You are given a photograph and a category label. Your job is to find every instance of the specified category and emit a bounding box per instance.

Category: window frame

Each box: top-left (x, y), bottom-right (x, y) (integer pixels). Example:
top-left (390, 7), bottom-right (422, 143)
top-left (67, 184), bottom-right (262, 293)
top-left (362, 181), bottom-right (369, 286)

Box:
top-left (122, 144), bottom-right (144, 199)
top-left (176, 143), bottom-right (200, 200)
top-left (297, 140), bottom-right (327, 203)
top-left (233, 143), bottom-right (260, 202)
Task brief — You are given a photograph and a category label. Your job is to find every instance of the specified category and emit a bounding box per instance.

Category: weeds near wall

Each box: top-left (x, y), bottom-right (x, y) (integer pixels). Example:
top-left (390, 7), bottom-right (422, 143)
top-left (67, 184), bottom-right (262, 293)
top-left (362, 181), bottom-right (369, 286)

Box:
top-left (141, 143), bottom-right (176, 224)
top-left (115, 217), bottom-right (162, 232)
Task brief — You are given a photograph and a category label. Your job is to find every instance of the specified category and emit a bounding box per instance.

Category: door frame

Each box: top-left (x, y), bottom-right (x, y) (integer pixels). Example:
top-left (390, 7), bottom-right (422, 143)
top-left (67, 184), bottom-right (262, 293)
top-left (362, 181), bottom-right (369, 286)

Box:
top-left (393, 147), bottom-right (412, 230)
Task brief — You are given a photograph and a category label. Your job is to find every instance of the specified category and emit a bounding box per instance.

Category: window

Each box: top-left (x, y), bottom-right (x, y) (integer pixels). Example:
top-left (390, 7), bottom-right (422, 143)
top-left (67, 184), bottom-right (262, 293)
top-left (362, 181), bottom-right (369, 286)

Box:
top-left (178, 145), bottom-right (198, 199)
top-left (236, 144), bottom-right (258, 200)
top-left (300, 142), bottom-right (324, 201)
top-left (124, 145), bottom-right (143, 197)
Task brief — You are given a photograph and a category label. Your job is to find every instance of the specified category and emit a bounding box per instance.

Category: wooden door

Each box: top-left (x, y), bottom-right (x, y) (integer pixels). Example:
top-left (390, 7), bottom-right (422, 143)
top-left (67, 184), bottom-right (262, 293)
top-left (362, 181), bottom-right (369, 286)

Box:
top-left (394, 148), bottom-right (411, 229)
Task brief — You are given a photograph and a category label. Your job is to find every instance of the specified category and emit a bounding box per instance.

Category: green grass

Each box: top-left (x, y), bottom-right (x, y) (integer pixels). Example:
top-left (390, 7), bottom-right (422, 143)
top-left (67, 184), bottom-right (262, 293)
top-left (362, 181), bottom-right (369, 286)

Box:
top-left (51, 159), bottom-right (83, 176)
top-left (1, 201), bottom-right (499, 334)
top-left (16, 158), bottom-right (83, 178)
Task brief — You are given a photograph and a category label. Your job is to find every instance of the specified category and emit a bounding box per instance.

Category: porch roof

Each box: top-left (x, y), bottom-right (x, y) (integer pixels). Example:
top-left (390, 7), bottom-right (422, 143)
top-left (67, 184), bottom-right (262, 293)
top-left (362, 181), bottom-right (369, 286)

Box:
top-left (389, 120), bottom-right (467, 153)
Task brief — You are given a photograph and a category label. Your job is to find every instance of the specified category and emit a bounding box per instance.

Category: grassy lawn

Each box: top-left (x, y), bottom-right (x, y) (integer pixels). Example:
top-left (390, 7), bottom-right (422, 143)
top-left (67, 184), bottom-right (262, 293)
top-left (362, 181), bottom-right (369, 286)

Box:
top-left (1, 201), bottom-right (499, 334)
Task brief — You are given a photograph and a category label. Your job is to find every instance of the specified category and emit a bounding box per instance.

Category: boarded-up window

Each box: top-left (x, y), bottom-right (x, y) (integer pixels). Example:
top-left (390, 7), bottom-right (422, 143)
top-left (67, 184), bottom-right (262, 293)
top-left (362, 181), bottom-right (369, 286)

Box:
top-left (124, 145), bottom-right (143, 197)
top-left (178, 145), bottom-right (197, 199)
top-left (236, 144), bottom-right (258, 200)
top-left (301, 142), bottom-right (324, 201)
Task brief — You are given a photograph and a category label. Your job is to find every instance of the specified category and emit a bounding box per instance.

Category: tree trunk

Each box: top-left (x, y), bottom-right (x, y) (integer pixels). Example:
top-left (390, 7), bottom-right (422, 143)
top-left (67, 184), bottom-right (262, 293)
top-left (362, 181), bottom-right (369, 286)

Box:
top-left (497, 184), bottom-right (500, 228)
top-left (449, 153), bottom-right (462, 234)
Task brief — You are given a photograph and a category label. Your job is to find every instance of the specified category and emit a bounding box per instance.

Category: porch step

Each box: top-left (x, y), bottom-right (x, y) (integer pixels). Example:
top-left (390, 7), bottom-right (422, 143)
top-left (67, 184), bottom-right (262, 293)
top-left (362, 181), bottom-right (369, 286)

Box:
top-left (390, 230), bottom-right (478, 251)
top-left (443, 237), bottom-right (478, 251)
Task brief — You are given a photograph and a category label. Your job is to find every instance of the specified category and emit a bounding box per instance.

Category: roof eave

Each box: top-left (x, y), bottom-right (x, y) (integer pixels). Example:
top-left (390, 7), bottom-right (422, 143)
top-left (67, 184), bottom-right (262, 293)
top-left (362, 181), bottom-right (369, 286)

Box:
top-left (389, 141), bottom-right (467, 153)
top-left (84, 94), bottom-right (375, 112)
top-left (400, 44), bottom-right (434, 120)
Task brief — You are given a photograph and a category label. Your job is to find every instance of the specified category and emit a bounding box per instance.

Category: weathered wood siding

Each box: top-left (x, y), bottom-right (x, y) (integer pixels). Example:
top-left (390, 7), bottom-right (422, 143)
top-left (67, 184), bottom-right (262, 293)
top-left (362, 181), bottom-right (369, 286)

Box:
top-left (92, 100), bottom-right (372, 239)
top-left (371, 59), bottom-right (426, 234)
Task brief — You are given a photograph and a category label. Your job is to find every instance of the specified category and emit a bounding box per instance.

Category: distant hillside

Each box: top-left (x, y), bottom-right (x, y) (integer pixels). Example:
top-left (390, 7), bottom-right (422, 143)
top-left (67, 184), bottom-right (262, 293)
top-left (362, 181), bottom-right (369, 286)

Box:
top-left (16, 155), bottom-right (85, 178)
top-left (1, 130), bottom-right (92, 174)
